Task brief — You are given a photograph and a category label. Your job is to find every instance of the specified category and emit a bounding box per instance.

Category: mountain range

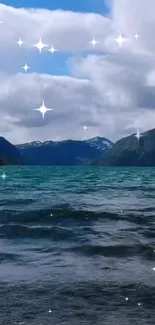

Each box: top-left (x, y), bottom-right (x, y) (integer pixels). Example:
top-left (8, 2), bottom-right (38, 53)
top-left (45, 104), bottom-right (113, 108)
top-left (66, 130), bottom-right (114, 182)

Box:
top-left (1, 128), bottom-right (155, 166)
top-left (0, 136), bottom-right (113, 166)
top-left (91, 128), bottom-right (155, 166)
top-left (0, 136), bottom-right (25, 165)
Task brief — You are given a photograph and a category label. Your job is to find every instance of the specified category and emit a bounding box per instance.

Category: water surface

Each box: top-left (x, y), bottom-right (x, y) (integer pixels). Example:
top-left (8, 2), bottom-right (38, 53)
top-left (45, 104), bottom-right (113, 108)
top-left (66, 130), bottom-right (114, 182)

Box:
top-left (0, 166), bottom-right (155, 324)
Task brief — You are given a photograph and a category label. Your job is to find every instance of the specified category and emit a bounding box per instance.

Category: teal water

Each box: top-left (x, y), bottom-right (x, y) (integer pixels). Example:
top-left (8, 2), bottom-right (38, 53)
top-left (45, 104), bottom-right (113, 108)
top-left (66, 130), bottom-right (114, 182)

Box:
top-left (1, 166), bottom-right (155, 212)
top-left (0, 166), bottom-right (155, 324)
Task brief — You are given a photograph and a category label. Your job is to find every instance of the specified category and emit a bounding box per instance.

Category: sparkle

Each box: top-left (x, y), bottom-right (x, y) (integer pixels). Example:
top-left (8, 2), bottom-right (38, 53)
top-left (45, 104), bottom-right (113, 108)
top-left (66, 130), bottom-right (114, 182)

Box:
top-left (152, 267), bottom-right (155, 271)
top-left (138, 302), bottom-right (141, 306)
top-left (1, 172), bottom-right (6, 180)
top-left (22, 63), bottom-right (30, 72)
top-left (90, 38), bottom-right (98, 48)
top-left (34, 100), bottom-right (54, 118)
top-left (48, 45), bottom-right (57, 54)
top-left (114, 33), bottom-right (128, 48)
top-left (33, 38), bottom-right (48, 53)
top-left (17, 38), bottom-right (24, 47)
top-left (134, 33), bottom-right (140, 40)
top-left (135, 129), bottom-right (142, 141)
top-left (83, 125), bottom-right (88, 130)
top-left (48, 309), bottom-right (52, 313)
top-left (125, 297), bottom-right (129, 301)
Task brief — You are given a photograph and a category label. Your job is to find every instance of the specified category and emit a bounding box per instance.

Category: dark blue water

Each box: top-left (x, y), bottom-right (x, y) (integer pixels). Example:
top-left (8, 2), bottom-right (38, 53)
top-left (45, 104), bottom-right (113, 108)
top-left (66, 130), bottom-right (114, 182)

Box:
top-left (0, 166), bottom-right (155, 324)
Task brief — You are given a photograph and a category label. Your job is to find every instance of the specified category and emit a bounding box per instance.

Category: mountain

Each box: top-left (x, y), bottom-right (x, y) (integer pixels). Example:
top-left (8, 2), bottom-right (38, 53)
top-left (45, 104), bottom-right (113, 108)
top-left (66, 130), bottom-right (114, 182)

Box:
top-left (0, 160), bottom-right (7, 166)
top-left (84, 137), bottom-right (113, 152)
top-left (91, 128), bottom-right (155, 166)
top-left (0, 136), bottom-right (25, 165)
top-left (16, 136), bottom-right (113, 166)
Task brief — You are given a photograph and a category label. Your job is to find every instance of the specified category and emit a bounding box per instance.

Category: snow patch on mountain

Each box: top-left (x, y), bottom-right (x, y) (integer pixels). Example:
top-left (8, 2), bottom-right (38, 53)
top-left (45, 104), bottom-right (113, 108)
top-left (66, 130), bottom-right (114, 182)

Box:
top-left (85, 137), bottom-right (113, 152)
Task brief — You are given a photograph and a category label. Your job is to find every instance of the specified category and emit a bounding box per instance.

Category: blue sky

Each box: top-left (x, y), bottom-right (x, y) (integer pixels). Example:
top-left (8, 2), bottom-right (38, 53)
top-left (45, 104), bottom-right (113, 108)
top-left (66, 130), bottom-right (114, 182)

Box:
top-left (1, 0), bottom-right (110, 77)
top-left (1, 0), bottom-right (109, 14)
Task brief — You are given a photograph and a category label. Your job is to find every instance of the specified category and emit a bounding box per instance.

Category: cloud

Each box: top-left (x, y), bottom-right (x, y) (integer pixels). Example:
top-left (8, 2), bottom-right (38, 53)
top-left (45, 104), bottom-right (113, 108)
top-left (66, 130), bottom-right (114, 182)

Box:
top-left (0, 72), bottom-right (102, 143)
top-left (0, 3), bottom-right (112, 54)
top-left (0, 1), bottom-right (155, 144)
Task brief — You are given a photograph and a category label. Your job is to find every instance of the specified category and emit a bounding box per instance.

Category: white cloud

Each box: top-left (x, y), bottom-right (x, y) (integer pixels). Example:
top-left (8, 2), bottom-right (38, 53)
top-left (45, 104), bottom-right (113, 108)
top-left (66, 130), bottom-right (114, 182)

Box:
top-left (0, 1), bottom-right (155, 144)
top-left (0, 3), bottom-right (112, 54)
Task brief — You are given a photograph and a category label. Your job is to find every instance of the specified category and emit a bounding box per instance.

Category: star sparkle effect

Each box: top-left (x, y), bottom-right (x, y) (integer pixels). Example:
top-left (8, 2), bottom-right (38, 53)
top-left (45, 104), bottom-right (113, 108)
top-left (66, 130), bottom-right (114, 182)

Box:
top-left (33, 38), bottom-right (48, 53)
top-left (114, 33), bottom-right (128, 48)
top-left (17, 38), bottom-right (24, 47)
top-left (134, 33), bottom-right (140, 40)
top-left (48, 45), bottom-right (57, 54)
top-left (34, 100), bottom-right (54, 118)
top-left (90, 38), bottom-right (99, 48)
top-left (83, 125), bottom-right (88, 130)
top-left (1, 172), bottom-right (7, 180)
top-left (22, 63), bottom-right (30, 72)
top-left (135, 129), bottom-right (142, 141)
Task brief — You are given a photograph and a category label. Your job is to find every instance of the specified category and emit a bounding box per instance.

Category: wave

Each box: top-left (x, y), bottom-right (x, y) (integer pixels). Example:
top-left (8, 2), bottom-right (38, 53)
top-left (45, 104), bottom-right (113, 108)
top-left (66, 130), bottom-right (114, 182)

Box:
top-left (75, 185), bottom-right (155, 193)
top-left (0, 205), bottom-right (122, 224)
top-left (70, 243), bottom-right (155, 258)
top-left (0, 223), bottom-right (76, 240)
top-left (0, 252), bottom-right (21, 263)
top-left (0, 222), bottom-right (154, 262)
top-left (0, 204), bottom-right (154, 226)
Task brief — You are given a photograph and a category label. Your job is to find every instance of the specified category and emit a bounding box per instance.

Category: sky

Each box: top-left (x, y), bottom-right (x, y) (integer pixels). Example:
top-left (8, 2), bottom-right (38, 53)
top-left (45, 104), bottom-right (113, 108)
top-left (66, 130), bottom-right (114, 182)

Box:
top-left (0, 0), bottom-right (155, 144)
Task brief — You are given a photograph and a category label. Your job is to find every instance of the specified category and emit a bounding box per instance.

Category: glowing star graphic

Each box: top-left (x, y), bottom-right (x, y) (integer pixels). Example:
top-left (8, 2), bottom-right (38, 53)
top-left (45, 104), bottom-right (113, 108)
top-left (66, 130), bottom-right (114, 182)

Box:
top-left (17, 38), bottom-right (24, 47)
top-left (48, 46), bottom-right (57, 54)
top-left (1, 172), bottom-right (6, 180)
top-left (138, 303), bottom-right (141, 306)
top-left (125, 297), bottom-right (129, 301)
top-left (48, 309), bottom-right (52, 313)
top-left (134, 33), bottom-right (140, 40)
top-left (114, 33), bottom-right (128, 48)
top-left (135, 129), bottom-right (142, 141)
top-left (152, 267), bottom-right (155, 271)
top-left (22, 63), bottom-right (30, 72)
top-left (33, 38), bottom-right (48, 53)
top-left (90, 38), bottom-right (98, 48)
top-left (34, 100), bottom-right (54, 118)
top-left (83, 125), bottom-right (88, 130)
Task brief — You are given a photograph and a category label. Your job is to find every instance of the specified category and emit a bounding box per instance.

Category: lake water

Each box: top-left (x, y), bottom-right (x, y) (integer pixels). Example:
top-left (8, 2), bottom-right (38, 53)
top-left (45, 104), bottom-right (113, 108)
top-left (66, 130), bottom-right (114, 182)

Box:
top-left (0, 166), bottom-right (155, 324)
